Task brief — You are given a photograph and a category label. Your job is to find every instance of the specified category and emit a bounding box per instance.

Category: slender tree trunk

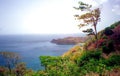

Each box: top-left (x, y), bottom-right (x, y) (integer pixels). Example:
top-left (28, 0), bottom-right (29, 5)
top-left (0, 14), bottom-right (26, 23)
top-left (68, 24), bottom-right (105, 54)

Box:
top-left (93, 23), bottom-right (98, 50)
top-left (92, 17), bottom-right (98, 50)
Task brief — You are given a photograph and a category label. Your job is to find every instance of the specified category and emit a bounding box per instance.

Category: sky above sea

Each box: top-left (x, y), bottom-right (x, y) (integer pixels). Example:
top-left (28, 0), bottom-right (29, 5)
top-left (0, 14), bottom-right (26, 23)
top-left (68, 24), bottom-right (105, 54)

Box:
top-left (0, 0), bottom-right (120, 35)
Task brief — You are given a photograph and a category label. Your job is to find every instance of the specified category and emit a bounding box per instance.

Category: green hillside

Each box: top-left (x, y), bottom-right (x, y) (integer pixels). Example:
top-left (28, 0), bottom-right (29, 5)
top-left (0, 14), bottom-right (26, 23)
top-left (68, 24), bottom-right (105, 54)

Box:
top-left (37, 21), bottom-right (120, 76)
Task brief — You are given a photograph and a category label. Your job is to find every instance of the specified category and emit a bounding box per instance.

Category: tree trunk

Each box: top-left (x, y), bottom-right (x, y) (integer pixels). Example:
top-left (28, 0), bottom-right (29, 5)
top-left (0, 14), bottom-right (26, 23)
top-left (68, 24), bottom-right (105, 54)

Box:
top-left (93, 23), bottom-right (98, 50)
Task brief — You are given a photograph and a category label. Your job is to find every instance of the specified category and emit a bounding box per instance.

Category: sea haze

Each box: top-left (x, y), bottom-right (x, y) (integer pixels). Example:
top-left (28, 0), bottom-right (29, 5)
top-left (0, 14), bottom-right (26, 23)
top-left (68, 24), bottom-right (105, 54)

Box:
top-left (0, 34), bottom-right (83, 70)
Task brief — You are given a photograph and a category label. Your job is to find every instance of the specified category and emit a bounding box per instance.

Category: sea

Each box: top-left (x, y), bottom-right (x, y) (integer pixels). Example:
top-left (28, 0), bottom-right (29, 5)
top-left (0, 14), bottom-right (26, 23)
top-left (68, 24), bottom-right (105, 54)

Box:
top-left (0, 34), bottom-right (83, 70)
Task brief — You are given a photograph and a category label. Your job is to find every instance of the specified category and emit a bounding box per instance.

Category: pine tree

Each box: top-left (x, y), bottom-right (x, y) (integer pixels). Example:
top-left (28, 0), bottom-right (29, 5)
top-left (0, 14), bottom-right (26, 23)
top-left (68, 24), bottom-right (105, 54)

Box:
top-left (74, 1), bottom-right (101, 49)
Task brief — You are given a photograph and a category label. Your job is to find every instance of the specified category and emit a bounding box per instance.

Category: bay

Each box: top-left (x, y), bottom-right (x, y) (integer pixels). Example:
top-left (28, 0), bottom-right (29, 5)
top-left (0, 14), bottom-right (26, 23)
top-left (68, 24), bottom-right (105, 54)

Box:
top-left (0, 34), bottom-right (80, 70)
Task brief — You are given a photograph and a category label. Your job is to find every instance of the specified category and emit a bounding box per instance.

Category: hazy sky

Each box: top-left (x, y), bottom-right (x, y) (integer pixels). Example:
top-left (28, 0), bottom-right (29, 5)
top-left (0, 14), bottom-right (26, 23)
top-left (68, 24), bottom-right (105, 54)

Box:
top-left (0, 0), bottom-right (120, 35)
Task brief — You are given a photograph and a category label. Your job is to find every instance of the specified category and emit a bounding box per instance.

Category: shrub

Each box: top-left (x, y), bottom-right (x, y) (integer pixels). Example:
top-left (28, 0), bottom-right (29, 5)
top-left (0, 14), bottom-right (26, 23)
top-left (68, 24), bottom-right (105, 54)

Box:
top-left (14, 63), bottom-right (27, 76)
top-left (39, 50), bottom-right (120, 76)
top-left (102, 46), bottom-right (110, 55)
top-left (79, 59), bottom-right (107, 75)
top-left (0, 67), bottom-right (7, 76)
top-left (76, 50), bottom-right (102, 66)
top-left (105, 55), bottom-right (120, 67)
top-left (102, 40), bottom-right (115, 55)
top-left (40, 56), bottom-right (79, 76)
top-left (108, 40), bottom-right (115, 52)
top-left (76, 50), bottom-right (112, 75)
top-left (104, 28), bottom-right (114, 36)
top-left (102, 35), bottom-right (108, 39)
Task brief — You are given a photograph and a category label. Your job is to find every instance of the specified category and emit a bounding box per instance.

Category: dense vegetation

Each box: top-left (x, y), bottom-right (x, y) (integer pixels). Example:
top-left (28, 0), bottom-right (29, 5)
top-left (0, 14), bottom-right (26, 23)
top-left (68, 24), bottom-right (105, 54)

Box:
top-left (0, 51), bottom-right (120, 76)
top-left (39, 50), bottom-right (120, 76)
top-left (0, 21), bottom-right (120, 76)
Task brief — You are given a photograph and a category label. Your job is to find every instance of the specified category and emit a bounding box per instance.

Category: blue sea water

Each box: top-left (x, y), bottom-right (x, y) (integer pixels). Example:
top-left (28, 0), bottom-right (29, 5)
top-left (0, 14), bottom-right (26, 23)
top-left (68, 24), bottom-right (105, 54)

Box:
top-left (0, 34), bottom-right (80, 70)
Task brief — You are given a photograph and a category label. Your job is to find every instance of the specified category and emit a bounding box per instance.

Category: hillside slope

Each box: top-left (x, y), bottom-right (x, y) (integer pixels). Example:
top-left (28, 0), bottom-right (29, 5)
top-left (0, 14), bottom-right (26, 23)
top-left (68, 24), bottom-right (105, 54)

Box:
top-left (84, 21), bottom-right (120, 54)
top-left (38, 21), bottom-right (120, 76)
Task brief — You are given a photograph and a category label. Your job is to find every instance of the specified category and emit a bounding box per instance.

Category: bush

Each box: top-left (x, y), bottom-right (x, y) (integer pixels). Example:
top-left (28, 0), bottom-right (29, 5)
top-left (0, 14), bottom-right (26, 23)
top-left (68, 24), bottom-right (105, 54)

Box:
top-left (39, 56), bottom-right (79, 76)
top-left (79, 59), bottom-right (107, 75)
top-left (39, 50), bottom-right (120, 76)
top-left (108, 40), bottom-right (115, 52)
top-left (76, 51), bottom-right (120, 75)
top-left (75, 50), bottom-right (112, 75)
top-left (102, 46), bottom-right (110, 55)
top-left (76, 51), bottom-right (102, 66)
top-left (104, 28), bottom-right (114, 36)
top-left (102, 40), bottom-right (115, 55)
top-left (105, 55), bottom-right (120, 67)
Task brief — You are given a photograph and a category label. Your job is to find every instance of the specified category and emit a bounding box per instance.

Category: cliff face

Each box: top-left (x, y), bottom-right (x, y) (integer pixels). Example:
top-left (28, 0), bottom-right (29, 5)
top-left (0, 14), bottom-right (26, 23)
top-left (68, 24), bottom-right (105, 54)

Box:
top-left (51, 37), bottom-right (87, 45)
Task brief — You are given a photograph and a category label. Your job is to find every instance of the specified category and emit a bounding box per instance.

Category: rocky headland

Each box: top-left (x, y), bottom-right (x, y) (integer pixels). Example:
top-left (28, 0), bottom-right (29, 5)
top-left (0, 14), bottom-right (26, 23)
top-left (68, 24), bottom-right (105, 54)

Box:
top-left (51, 36), bottom-right (87, 45)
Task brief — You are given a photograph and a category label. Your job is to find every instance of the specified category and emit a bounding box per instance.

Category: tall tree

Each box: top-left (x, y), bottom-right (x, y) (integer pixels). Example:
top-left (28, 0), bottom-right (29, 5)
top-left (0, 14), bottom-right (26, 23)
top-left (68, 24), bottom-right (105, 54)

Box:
top-left (74, 1), bottom-right (101, 49)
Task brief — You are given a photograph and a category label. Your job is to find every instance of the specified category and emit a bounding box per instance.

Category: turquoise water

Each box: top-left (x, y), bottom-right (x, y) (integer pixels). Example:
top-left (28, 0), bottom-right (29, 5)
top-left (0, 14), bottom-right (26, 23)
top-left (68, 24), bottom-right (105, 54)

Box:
top-left (0, 34), bottom-right (76, 70)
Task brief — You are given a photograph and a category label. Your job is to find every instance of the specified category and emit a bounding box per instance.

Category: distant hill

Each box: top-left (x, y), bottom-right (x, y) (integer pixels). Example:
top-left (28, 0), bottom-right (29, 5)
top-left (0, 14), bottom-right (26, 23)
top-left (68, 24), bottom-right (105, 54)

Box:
top-left (51, 36), bottom-right (87, 45)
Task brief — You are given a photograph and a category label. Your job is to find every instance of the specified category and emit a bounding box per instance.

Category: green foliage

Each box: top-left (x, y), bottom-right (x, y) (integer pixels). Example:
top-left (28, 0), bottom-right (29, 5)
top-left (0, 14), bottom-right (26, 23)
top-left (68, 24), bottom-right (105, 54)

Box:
top-left (40, 51), bottom-right (117, 76)
top-left (34, 70), bottom-right (47, 76)
top-left (76, 51), bottom-right (102, 66)
top-left (0, 50), bottom-right (120, 76)
top-left (74, 50), bottom-right (108, 75)
top-left (102, 35), bottom-right (107, 39)
top-left (105, 55), bottom-right (120, 67)
top-left (40, 56), bottom-right (79, 76)
top-left (40, 56), bottom-right (65, 69)
top-left (75, 50), bottom-right (120, 75)
top-left (102, 46), bottom-right (110, 54)
top-left (73, 1), bottom-right (92, 10)
top-left (79, 59), bottom-right (107, 75)
top-left (82, 28), bottom-right (95, 36)
top-left (102, 40), bottom-right (115, 55)
top-left (104, 28), bottom-right (114, 36)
